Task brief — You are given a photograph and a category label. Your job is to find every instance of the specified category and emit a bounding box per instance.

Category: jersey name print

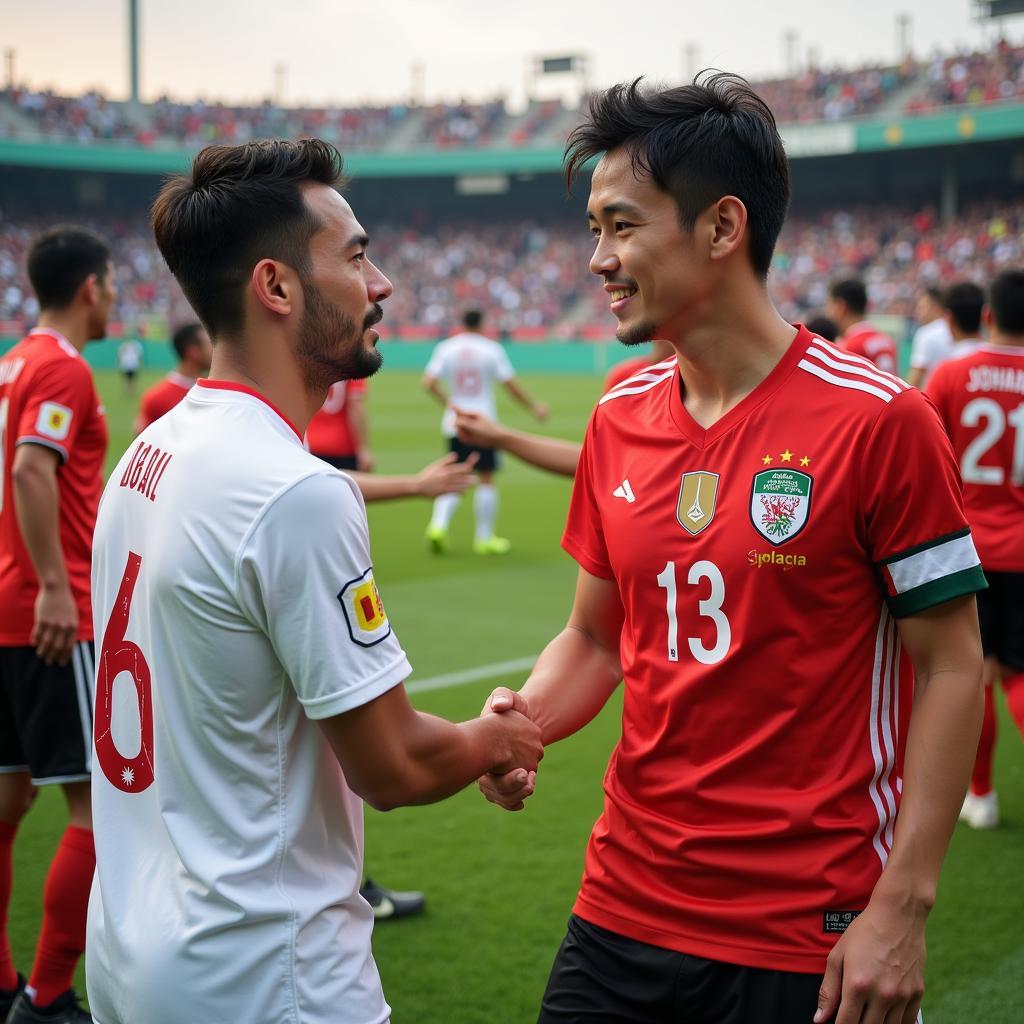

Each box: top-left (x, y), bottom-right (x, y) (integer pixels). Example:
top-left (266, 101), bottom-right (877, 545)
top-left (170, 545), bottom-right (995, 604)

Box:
top-left (562, 326), bottom-right (984, 973)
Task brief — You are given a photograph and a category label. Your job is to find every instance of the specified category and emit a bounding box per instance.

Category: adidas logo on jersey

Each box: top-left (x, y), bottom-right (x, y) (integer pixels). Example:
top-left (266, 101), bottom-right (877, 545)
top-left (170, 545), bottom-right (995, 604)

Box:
top-left (612, 479), bottom-right (636, 503)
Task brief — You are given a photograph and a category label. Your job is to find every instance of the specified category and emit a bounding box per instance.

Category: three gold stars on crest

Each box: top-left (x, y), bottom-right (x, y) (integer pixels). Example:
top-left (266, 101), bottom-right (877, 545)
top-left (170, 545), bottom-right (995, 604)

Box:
top-left (762, 449), bottom-right (811, 467)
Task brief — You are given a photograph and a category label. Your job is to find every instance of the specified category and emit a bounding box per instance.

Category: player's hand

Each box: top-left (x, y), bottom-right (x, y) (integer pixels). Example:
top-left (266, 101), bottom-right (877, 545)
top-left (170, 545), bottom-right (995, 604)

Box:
top-left (414, 452), bottom-right (478, 497)
top-left (478, 687), bottom-right (542, 811)
top-left (32, 582), bottom-right (78, 666)
top-left (533, 401), bottom-right (549, 422)
top-left (815, 889), bottom-right (927, 1024)
top-left (356, 447), bottom-right (375, 472)
top-left (453, 408), bottom-right (503, 448)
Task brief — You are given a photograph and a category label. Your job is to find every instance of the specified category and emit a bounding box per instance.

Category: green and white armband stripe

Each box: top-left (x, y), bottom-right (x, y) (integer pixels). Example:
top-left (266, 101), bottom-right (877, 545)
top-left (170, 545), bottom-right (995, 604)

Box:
top-left (879, 528), bottom-right (988, 618)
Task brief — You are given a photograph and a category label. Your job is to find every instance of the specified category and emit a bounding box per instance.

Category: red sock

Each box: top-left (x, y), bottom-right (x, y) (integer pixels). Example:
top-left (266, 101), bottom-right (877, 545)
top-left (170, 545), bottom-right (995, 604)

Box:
top-left (0, 821), bottom-right (19, 991)
top-left (1004, 672), bottom-right (1024, 737)
top-left (27, 826), bottom-right (94, 1007)
top-left (970, 685), bottom-right (997, 797)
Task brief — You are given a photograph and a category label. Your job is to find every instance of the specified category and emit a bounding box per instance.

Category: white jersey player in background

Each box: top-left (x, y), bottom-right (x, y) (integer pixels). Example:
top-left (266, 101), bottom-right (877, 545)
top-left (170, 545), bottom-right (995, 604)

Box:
top-left (423, 309), bottom-right (547, 555)
top-left (87, 139), bottom-right (542, 1024)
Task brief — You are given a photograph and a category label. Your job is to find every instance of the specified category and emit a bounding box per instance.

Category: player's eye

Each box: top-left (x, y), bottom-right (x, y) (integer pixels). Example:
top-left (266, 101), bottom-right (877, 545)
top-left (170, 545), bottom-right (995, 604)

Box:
top-left (614, 221), bottom-right (632, 233)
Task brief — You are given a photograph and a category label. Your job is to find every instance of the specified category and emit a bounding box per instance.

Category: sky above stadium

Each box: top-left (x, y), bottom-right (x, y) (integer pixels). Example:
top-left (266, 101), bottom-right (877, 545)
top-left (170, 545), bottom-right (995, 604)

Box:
top-left (5, 0), bottom-right (1022, 107)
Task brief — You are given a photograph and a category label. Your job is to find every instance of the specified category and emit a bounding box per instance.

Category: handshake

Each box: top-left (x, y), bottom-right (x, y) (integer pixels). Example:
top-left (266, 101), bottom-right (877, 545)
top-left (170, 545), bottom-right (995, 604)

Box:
top-left (478, 686), bottom-right (543, 812)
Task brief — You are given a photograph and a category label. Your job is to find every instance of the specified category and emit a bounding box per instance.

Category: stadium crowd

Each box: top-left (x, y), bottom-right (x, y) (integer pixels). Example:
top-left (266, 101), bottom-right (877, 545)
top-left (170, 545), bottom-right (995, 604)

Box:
top-left (2, 40), bottom-right (1022, 148)
top-left (1, 201), bottom-right (1023, 340)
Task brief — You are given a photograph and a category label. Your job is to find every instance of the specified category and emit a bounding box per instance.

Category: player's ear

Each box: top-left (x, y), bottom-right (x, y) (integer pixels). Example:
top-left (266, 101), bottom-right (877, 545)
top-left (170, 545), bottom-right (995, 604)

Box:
top-left (80, 272), bottom-right (101, 308)
top-left (982, 305), bottom-right (993, 330)
top-left (708, 196), bottom-right (747, 264)
top-left (251, 259), bottom-right (294, 317)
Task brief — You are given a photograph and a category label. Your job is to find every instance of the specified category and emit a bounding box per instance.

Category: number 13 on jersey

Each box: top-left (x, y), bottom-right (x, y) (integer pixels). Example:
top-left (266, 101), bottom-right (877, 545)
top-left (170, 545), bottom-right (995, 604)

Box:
top-left (655, 560), bottom-right (731, 665)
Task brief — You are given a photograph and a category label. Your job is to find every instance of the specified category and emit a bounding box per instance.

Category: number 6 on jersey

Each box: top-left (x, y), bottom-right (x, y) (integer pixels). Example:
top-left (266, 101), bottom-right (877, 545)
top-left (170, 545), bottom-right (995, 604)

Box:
top-left (656, 559), bottom-right (731, 665)
top-left (95, 551), bottom-right (155, 793)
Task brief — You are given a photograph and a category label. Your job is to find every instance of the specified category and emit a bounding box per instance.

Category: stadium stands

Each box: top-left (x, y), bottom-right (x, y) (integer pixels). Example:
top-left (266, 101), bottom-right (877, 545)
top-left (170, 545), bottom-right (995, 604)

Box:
top-left (2, 201), bottom-right (1022, 341)
top-left (1, 41), bottom-right (1021, 149)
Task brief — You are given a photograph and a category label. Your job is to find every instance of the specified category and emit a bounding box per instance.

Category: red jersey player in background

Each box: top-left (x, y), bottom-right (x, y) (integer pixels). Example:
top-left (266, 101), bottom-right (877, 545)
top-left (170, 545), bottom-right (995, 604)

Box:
top-left (827, 278), bottom-right (900, 374)
top-left (927, 269), bottom-right (1024, 830)
top-left (602, 338), bottom-right (674, 391)
top-left (306, 378), bottom-right (372, 470)
top-left (479, 74), bottom-right (985, 1024)
top-left (135, 322), bottom-right (212, 433)
top-left (0, 226), bottom-right (115, 1024)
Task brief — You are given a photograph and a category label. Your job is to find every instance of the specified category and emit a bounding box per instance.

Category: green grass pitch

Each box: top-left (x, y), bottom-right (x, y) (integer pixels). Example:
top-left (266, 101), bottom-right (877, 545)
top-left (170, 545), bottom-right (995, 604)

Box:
top-left (8, 367), bottom-right (1023, 1022)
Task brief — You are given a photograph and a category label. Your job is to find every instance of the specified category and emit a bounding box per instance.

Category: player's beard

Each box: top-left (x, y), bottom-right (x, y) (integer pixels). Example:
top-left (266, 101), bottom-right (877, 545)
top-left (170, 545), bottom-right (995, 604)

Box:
top-left (297, 277), bottom-right (383, 392)
top-left (617, 319), bottom-right (658, 347)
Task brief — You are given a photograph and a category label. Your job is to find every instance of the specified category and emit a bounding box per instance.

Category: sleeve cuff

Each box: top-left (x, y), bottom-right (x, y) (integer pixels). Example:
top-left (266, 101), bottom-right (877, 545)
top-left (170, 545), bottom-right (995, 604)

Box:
top-left (561, 535), bottom-right (614, 580)
top-left (299, 652), bottom-right (412, 720)
top-left (886, 565), bottom-right (988, 618)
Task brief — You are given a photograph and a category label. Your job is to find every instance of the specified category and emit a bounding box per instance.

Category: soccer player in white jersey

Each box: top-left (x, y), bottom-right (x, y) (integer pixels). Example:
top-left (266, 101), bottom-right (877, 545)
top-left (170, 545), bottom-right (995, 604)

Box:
top-left (478, 74), bottom-right (985, 1024)
top-left (86, 139), bottom-right (542, 1024)
top-left (423, 309), bottom-right (548, 554)
top-left (907, 286), bottom-right (954, 389)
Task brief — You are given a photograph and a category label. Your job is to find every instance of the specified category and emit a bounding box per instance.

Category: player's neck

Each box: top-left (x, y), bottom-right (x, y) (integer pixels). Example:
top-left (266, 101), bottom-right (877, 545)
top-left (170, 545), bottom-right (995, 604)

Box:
top-left (35, 311), bottom-right (89, 352)
top-left (988, 331), bottom-right (1024, 348)
top-left (667, 287), bottom-right (797, 428)
top-left (208, 342), bottom-right (323, 435)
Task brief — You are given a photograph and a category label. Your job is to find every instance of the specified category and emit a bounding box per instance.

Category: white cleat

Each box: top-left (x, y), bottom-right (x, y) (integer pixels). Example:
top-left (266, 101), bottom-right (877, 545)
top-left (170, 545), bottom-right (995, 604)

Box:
top-left (959, 790), bottom-right (999, 830)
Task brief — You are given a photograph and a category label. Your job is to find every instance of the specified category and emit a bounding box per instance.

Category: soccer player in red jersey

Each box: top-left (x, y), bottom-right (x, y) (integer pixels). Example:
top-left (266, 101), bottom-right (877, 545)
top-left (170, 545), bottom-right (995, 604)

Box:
top-left (0, 226), bottom-right (115, 1023)
top-left (135, 322), bottom-right (212, 433)
top-left (479, 74), bottom-right (986, 1024)
top-left (926, 269), bottom-right (1024, 831)
top-left (828, 278), bottom-right (900, 375)
top-left (306, 377), bottom-right (372, 470)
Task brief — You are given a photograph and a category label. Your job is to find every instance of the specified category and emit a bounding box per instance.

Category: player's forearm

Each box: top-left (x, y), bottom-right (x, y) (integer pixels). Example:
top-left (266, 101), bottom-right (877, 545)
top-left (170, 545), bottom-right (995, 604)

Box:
top-left (503, 379), bottom-right (536, 411)
top-left (906, 366), bottom-right (926, 389)
top-left (501, 428), bottom-right (580, 477)
top-left (348, 473), bottom-right (419, 502)
top-left (875, 660), bottom-right (983, 910)
top-left (12, 460), bottom-right (69, 589)
top-left (520, 625), bottom-right (621, 744)
top-left (370, 712), bottom-right (520, 810)
top-left (347, 401), bottom-right (369, 448)
top-left (423, 378), bottom-right (448, 407)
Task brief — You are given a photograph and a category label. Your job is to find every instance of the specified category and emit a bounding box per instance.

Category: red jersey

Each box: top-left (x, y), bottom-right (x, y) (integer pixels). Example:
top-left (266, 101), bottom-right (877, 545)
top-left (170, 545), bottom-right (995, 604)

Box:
top-left (840, 321), bottom-right (899, 375)
top-left (305, 380), bottom-right (367, 457)
top-left (0, 329), bottom-right (108, 644)
top-left (137, 371), bottom-right (194, 430)
top-left (562, 326), bottom-right (984, 973)
top-left (926, 343), bottom-right (1024, 572)
top-left (603, 355), bottom-right (658, 392)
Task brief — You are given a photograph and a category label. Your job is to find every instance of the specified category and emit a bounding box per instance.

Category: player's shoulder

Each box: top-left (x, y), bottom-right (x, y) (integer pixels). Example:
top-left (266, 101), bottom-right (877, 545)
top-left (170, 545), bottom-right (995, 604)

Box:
top-left (795, 336), bottom-right (910, 415)
top-left (595, 357), bottom-right (678, 418)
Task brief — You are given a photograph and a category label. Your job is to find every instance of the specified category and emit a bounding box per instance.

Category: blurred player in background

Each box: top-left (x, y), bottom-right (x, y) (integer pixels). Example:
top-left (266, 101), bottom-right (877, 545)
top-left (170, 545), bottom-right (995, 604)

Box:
top-left (87, 139), bottom-right (541, 1024)
top-left (940, 281), bottom-right (986, 355)
top-left (423, 309), bottom-right (547, 555)
top-left (804, 314), bottom-right (839, 343)
top-left (827, 278), bottom-right (899, 374)
top-left (0, 226), bottom-right (115, 1024)
top-left (135, 321), bottom-right (212, 432)
top-left (115, 337), bottom-right (142, 396)
top-left (927, 269), bottom-right (1024, 830)
top-left (306, 378), bottom-right (373, 471)
top-left (480, 74), bottom-right (985, 1024)
top-left (907, 286), bottom-right (954, 389)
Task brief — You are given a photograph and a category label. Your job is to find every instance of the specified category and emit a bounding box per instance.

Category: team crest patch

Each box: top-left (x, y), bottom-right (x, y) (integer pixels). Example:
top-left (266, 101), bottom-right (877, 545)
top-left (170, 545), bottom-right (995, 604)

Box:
top-left (750, 469), bottom-right (812, 546)
top-left (676, 471), bottom-right (719, 536)
top-left (338, 567), bottom-right (392, 648)
top-left (35, 401), bottom-right (73, 441)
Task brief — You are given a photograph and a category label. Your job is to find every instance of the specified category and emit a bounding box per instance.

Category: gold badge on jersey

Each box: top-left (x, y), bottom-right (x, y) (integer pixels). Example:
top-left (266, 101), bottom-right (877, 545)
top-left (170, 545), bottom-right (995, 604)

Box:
top-left (675, 471), bottom-right (719, 536)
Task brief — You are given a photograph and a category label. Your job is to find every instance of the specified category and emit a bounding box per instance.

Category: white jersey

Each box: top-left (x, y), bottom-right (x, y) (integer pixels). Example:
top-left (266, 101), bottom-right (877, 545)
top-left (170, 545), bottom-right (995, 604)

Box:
top-left (424, 331), bottom-right (515, 437)
top-left (88, 379), bottom-right (410, 1024)
top-left (117, 340), bottom-right (142, 372)
top-left (909, 317), bottom-right (954, 384)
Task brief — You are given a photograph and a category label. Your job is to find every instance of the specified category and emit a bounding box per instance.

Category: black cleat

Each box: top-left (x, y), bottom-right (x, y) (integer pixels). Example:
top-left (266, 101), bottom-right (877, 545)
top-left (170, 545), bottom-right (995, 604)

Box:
top-left (6, 988), bottom-right (91, 1024)
top-left (360, 877), bottom-right (426, 921)
top-left (0, 975), bottom-right (25, 1022)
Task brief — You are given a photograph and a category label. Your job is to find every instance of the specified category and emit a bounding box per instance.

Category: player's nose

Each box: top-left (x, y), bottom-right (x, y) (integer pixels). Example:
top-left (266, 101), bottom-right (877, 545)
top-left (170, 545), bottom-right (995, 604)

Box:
top-left (366, 258), bottom-right (393, 303)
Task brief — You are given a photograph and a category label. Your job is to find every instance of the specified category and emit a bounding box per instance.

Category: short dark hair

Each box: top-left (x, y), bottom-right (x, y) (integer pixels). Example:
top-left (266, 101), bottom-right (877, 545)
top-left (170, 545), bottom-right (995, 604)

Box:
top-left (829, 279), bottom-right (868, 317)
top-left (805, 315), bottom-right (839, 342)
top-left (564, 73), bottom-right (791, 279)
top-left (171, 322), bottom-right (205, 360)
top-left (463, 309), bottom-right (483, 330)
top-left (925, 285), bottom-right (945, 305)
top-left (990, 268), bottom-right (1024, 335)
top-left (26, 225), bottom-right (111, 311)
top-left (152, 139), bottom-right (346, 337)
top-left (943, 281), bottom-right (985, 335)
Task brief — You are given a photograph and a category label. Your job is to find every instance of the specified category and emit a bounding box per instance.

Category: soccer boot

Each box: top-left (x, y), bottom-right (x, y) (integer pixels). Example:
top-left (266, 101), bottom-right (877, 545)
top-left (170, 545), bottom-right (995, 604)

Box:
top-left (959, 790), bottom-right (999, 830)
top-left (472, 535), bottom-right (511, 556)
top-left (360, 877), bottom-right (426, 921)
top-left (6, 988), bottom-right (91, 1024)
top-left (425, 525), bottom-right (449, 554)
top-left (0, 976), bottom-right (25, 1022)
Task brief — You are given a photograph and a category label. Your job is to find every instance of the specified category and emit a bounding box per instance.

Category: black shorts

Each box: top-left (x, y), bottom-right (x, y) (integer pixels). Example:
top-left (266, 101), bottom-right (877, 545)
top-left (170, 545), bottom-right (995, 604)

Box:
top-left (0, 642), bottom-right (94, 785)
top-left (538, 915), bottom-right (832, 1024)
top-left (449, 437), bottom-right (498, 474)
top-left (977, 571), bottom-right (1024, 671)
top-left (314, 453), bottom-right (359, 471)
